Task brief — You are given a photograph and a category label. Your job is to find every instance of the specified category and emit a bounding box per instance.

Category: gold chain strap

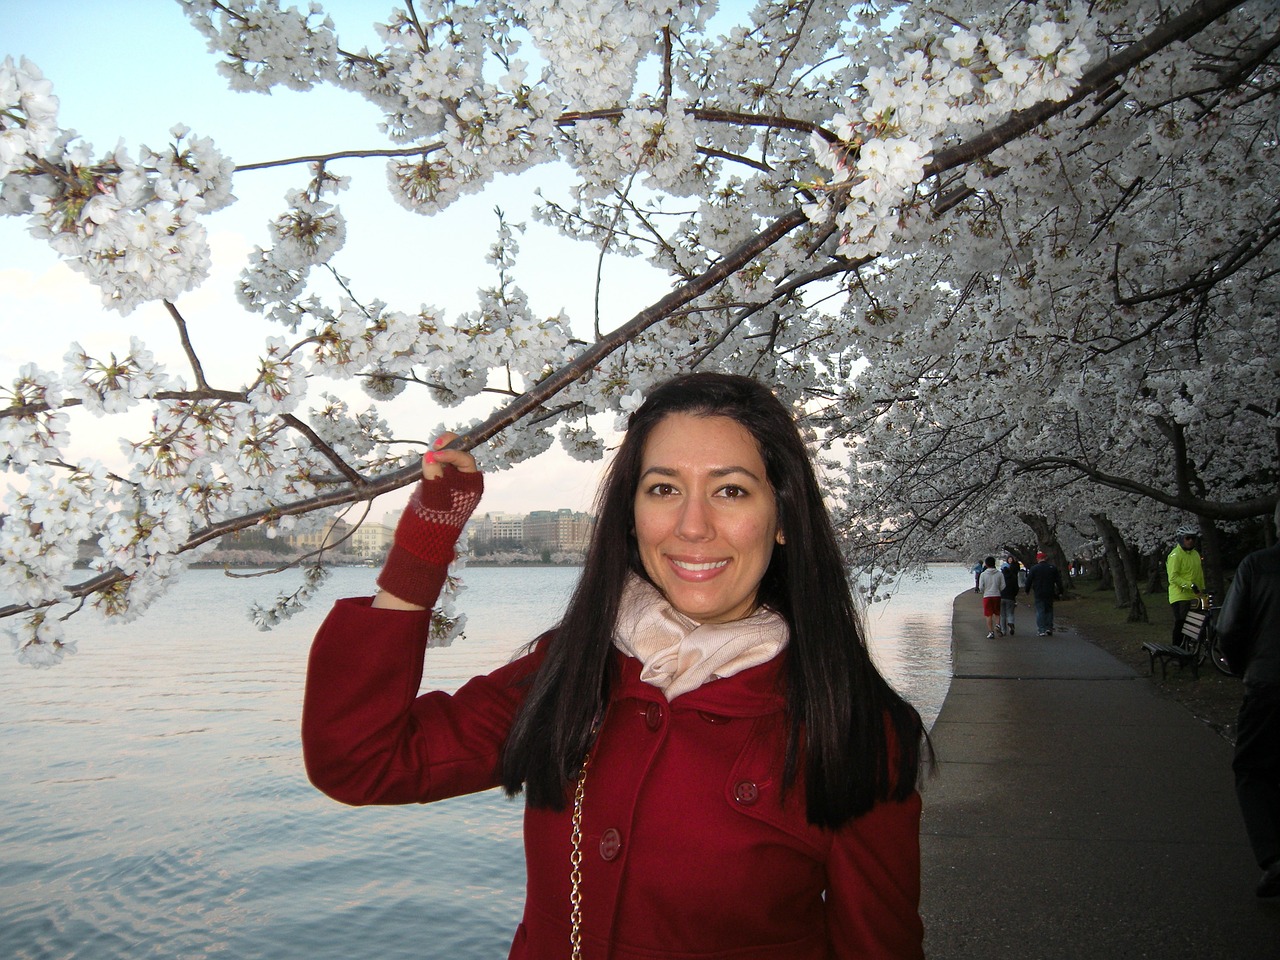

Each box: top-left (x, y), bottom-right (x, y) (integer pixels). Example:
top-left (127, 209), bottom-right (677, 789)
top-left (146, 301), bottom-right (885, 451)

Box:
top-left (569, 750), bottom-right (592, 960)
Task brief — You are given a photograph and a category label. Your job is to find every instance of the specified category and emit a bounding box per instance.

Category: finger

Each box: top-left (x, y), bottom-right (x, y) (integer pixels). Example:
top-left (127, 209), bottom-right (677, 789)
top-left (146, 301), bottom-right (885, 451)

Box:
top-left (432, 447), bottom-right (479, 473)
top-left (421, 433), bottom-right (478, 479)
top-left (432, 432), bottom-right (477, 472)
top-left (421, 450), bottom-right (444, 482)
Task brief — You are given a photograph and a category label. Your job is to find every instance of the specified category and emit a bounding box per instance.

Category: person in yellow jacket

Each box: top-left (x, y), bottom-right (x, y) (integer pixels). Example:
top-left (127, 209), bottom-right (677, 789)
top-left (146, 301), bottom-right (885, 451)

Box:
top-left (1167, 524), bottom-right (1206, 645)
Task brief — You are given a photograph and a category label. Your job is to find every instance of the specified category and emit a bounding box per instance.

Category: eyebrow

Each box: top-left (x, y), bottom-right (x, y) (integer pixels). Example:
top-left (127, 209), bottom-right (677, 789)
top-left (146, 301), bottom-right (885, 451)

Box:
top-left (640, 465), bottom-right (765, 483)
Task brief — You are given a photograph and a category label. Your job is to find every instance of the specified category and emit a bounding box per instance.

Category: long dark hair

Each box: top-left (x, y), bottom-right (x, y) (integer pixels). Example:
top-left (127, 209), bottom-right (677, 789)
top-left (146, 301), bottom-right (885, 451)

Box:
top-left (500, 372), bottom-right (925, 828)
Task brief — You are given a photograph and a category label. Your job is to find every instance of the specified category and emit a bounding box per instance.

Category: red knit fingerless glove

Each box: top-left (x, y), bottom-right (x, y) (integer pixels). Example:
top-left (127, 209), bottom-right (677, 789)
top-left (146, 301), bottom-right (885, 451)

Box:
top-left (377, 468), bottom-right (484, 608)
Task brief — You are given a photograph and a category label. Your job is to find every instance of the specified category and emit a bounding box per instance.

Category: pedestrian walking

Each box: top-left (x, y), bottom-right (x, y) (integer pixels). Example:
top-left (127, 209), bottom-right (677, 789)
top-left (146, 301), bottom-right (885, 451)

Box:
top-left (1024, 552), bottom-right (1062, 636)
top-left (978, 556), bottom-right (1005, 638)
top-left (999, 555), bottom-right (1021, 636)
top-left (1217, 502), bottom-right (1280, 901)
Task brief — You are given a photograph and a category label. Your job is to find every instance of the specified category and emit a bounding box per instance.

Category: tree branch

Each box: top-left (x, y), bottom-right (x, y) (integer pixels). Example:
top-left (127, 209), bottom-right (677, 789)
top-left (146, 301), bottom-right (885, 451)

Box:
top-left (280, 414), bottom-right (368, 487)
top-left (1013, 455), bottom-right (1275, 521)
top-left (0, 207), bottom-right (811, 620)
top-left (163, 300), bottom-right (210, 391)
top-left (924, 0), bottom-right (1250, 179)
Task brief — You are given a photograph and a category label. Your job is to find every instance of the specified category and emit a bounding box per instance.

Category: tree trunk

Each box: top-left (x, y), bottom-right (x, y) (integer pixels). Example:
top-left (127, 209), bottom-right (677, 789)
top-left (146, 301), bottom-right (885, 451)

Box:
top-left (1091, 512), bottom-right (1148, 620)
top-left (1090, 513), bottom-right (1130, 608)
top-left (1017, 513), bottom-right (1072, 598)
top-left (1123, 540), bottom-right (1145, 621)
top-left (1145, 549), bottom-right (1165, 595)
top-left (1096, 554), bottom-right (1114, 592)
top-left (1196, 516), bottom-right (1226, 601)
top-left (1127, 582), bottom-right (1148, 622)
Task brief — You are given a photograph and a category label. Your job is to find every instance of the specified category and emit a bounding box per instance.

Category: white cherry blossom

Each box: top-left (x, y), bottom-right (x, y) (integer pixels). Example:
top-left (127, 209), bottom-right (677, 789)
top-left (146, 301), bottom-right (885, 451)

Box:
top-left (1, 0), bottom-right (1275, 661)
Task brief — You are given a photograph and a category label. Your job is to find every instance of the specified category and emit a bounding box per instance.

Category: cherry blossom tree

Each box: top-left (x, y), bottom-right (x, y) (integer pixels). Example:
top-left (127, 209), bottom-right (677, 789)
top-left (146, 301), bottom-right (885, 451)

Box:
top-left (815, 0), bottom-right (1277, 605)
top-left (2, 0), bottom-right (1274, 664)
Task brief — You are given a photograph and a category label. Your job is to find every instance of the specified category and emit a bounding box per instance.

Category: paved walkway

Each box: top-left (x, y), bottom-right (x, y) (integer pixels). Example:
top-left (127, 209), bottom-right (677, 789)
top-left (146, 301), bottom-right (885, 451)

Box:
top-left (920, 594), bottom-right (1278, 959)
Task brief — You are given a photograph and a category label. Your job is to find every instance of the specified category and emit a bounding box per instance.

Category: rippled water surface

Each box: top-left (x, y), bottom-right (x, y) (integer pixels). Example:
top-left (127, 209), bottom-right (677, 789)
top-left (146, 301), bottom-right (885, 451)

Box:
top-left (0, 564), bottom-right (969, 960)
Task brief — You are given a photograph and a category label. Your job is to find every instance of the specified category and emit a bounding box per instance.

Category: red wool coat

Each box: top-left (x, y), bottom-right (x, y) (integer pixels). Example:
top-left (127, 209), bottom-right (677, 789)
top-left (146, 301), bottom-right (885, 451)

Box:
top-left (302, 598), bottom-right (923, 960)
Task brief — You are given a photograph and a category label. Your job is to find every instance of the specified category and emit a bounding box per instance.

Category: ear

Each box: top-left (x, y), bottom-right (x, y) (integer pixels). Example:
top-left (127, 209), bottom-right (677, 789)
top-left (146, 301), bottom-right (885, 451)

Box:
top-left (775, 529), bottom-right (786, 545)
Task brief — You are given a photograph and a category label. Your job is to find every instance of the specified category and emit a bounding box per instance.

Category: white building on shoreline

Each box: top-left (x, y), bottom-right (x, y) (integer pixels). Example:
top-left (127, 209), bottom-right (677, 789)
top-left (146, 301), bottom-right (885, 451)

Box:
top-left (467, 509), bottom-right (594, 555)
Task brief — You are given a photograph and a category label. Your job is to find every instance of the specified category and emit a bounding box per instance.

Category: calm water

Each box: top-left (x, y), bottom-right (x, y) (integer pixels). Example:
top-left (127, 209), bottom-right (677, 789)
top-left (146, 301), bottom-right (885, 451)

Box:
top-left (0, 564), bottom-right (969, 960)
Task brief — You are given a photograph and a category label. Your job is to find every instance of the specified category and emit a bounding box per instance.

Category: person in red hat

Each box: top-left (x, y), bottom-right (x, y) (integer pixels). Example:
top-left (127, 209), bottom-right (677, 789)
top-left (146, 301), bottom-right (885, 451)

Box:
top-left (1023, 551), bottom-right (1063, 636)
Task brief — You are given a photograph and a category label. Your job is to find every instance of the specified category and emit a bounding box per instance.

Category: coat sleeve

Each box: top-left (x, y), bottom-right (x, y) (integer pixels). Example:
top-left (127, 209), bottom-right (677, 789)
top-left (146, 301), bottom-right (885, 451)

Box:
top-left (1215, 561), bottom-right (1254, 673)
top-left (1165, 550), bottom-right (1186, 592)
top-left (301, 596), bottom-right (539, 806)
top-left (825, 791), bottom-right (924, 960)
top-left (1166, 549), bottom-right (1200, 593)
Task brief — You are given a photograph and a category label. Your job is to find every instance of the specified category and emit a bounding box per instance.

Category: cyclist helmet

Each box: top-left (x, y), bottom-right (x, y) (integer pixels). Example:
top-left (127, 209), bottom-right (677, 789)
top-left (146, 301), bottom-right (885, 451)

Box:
top-left (1175, 524), bottom-right (1199, 540)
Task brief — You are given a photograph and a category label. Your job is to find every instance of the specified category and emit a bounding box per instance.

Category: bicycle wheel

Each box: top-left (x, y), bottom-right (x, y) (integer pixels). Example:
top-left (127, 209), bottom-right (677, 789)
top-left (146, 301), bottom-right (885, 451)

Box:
top-left (1209, 636), bottom-right (1236, 675)
top-left (1206, 610), bottom-right (1237, 676)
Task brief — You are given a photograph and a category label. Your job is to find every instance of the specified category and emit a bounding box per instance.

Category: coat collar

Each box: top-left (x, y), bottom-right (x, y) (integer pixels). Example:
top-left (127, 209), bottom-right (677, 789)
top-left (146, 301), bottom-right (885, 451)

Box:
top-left (612, 649), bottom-right (787, 717)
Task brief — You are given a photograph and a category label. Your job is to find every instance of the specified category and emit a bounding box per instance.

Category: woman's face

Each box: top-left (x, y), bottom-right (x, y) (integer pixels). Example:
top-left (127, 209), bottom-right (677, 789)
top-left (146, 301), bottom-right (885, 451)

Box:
top-left (633, 413), bottom-right (780, 624)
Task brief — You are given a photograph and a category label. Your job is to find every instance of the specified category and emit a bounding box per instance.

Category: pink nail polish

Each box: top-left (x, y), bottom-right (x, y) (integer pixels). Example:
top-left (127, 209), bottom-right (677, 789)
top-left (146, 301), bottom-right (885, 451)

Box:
top-left (424, 451), bottom-right (436, 464)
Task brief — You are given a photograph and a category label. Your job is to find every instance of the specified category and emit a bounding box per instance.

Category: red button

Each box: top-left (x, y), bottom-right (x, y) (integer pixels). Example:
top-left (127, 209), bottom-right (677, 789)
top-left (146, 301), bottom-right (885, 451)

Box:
top-left (599, 828), bottom-right (622, 861)
top-left (733, 780), bottom-right (759, 805)
top-left (645, 702), bottom-right (663, 730)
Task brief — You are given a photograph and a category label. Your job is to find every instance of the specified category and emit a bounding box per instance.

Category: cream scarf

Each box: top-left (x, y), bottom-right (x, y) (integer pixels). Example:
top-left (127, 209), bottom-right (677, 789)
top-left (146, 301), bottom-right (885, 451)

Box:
top-left (612, 576), bottom-right (789, 700)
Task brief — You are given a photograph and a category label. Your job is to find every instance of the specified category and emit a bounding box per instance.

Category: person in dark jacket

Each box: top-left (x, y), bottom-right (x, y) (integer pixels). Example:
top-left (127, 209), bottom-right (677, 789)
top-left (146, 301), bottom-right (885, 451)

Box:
top-left (998, 555), bottom-right (1021, 636)
top-left (1217, 501), bottom-right (1280, 900)
top-left (1023, 552), bottom-right (1062, 636)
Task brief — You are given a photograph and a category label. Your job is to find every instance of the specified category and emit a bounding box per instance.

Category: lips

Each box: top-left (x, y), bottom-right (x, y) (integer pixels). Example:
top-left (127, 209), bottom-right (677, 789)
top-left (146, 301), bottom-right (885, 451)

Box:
top-left (668, 557), bottom-right (729, 579)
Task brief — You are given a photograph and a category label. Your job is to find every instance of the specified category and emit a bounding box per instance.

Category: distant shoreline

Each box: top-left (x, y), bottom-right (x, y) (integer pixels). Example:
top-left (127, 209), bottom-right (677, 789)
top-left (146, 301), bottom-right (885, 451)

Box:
top-left (186, 558), bottom-right (586, 570)
top-left (465, 560), bottom-right (584, 568)
top-left (186, 558), bottom-right (961, 571)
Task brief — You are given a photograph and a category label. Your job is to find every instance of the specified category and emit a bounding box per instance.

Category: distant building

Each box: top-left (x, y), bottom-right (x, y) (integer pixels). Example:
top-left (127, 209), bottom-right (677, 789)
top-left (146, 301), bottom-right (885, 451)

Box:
top-left (468, 511), bottom-right (526, 554)
top-left (347, 521), bottom-right (392, 560)
top-left (465, 509), bottom-right (594, 556)
top-left (286, 516), bottom-right (353, 556)
top-left (524, 508), bottom-right (594, 552)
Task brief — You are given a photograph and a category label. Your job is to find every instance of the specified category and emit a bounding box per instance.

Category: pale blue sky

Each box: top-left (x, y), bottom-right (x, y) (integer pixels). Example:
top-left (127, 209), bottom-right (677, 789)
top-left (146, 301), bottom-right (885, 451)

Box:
top-left (0, 0), bottom-right (663, 518)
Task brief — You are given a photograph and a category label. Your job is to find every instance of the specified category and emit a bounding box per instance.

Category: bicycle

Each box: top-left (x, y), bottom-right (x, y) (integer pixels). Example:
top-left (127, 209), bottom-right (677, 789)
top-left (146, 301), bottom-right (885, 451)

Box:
top-left (1198, 596), bottom-right (1237, 677)
top-left (1156, 595), bottom-right (1236, 679)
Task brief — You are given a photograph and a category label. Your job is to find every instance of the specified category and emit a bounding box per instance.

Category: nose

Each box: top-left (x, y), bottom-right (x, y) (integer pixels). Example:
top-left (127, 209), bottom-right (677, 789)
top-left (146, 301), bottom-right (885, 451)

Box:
top-left (675, 495), bottom-right (713, 541)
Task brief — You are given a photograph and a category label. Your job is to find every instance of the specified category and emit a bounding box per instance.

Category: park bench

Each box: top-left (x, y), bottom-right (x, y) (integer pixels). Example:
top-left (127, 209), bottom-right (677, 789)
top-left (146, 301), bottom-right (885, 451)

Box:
top-left (1141, 608), bottom-right (1208, 679)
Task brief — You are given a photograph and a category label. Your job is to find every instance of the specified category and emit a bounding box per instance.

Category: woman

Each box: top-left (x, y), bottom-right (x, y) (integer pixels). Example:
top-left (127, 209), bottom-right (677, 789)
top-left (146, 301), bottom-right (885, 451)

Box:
top-left (303, 373), bottom-right (928, 959)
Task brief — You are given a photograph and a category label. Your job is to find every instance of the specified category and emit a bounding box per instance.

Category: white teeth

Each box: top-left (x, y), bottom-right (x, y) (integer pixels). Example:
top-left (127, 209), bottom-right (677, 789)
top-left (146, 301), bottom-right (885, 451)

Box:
top-left (673, 559), bottom-right (728, 572)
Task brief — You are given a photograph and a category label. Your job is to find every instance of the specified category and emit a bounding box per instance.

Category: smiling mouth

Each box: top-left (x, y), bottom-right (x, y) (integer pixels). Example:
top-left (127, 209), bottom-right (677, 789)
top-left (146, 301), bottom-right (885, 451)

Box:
top-left (671, 559), bottom-right (729, 572)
